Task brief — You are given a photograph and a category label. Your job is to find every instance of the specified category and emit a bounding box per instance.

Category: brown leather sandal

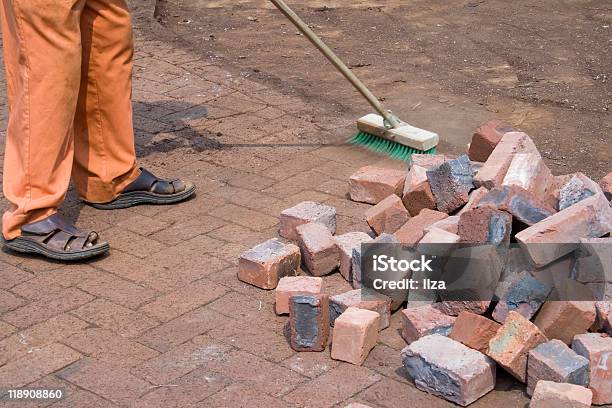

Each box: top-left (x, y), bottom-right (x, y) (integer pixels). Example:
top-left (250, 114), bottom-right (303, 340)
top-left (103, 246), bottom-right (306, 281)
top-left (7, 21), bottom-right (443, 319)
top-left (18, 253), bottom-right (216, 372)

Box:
top-left (3, 213), bottom-right (109, 261)
top-left (90, 168), bottom-right (196, 210)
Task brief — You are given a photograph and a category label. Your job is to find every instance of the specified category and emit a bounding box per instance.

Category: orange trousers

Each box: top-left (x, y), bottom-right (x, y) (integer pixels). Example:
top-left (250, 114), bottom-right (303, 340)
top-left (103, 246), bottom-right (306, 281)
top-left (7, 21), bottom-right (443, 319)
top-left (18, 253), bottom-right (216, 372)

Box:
top-left (0, 0), bottom-right (140, 239)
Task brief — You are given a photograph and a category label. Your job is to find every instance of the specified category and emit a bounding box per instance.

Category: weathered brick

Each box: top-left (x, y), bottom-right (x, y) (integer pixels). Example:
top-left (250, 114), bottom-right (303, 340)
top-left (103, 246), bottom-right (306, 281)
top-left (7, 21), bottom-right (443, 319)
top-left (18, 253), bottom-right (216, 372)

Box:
top-left (487, 311), bottom-right (548, 382)
top-left (600, 172), bottom-right (612, 201)
top-left (593, 301), bottom-right (612, 334)
top-left (334, 231), bottom-right (372, 282)
top-left (474, 131), bottom-right (538, 189)
top-left (527, 339), bottom-right (589, 396)
top-left (457, 186), bottom-right (489, 215)
top-left (275, 276), bottom-right (323, 315)
top-left (531, 381), bottom-right (592, 408)
top-left (349, 166), bottom-right (406, 204)
top-left (434, 301), bottom-right (491, 316)
top-left (425, 215), bottom-right (459, 234)
top-left (401, 334), bottom-right (496, 406)
top-left (402, 181), bottom-right (437, 217)
top-left (502, 153), bottom-right (553, 199)
top-left (331, 307), bottom-right (379, 365)
top-left (427, 155), bottom-right (474, 213)
top-left (493, 270), bottom-right (552, 323)
top-left (0, 343), bottom-right (81, 388)
top-left (572, 333), bottom-right (612, 405)
top-left (351, 233), bottom-right (399, 289)
top-left (468, 119), bottom-right (515, 162)
top-left (417, 228), bottom-right (460, 255)
top-left (279, 201), bottom-right (336, 240)
top-left (329, 289), bottom-right (391, 330)
top-left (237, 238), bottom-right (301, 289)
top-left (296, 222), bottom-right (340, 276)
top-left (289, 294), bottom-right (329, 352)
top-left (534, 301), bottom-right (596, 344)
top-left (393, 209), bottom-right (448, 246)
top-left (457, 207), bottom-right (512, 245)
top-left (476, 185), bottom-right (556, 226)
top-left (409, 154), bottom-right (447, 169)
top-left (516, 193), bottom-right (612, 267)
top-left (575, 237), bottom-right (612, 284)
top-left (559, 172), bottom-right (604, 211)
top-left (365, 194), bottom-right (410, 234)
top-left (401, 304), bottom-right (456, 344)
top-left (449, 312), bottom-right (500, 353)
top-left (402, 164), bottom-right (428, 196)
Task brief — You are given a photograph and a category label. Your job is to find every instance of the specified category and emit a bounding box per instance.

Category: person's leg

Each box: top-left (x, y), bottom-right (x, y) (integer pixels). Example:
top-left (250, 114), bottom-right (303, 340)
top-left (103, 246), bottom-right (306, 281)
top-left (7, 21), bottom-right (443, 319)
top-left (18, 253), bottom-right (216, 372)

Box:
top-left (72, 0), bottom-right (140, 203)
top-left (0, 0), bottom-right (83, 240)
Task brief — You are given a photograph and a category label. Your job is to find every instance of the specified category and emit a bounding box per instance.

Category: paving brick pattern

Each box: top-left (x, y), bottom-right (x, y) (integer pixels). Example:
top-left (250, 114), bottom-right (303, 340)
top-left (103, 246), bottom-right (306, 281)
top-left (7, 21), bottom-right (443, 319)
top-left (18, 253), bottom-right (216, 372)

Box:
top-left (0, 2), bottom-right (529, 407)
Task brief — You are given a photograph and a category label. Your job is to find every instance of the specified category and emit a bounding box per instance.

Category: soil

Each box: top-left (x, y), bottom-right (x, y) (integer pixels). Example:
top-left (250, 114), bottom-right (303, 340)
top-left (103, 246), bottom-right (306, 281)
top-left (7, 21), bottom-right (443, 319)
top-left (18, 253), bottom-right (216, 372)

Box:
top-left (152, 0), bottom-right (610, 179)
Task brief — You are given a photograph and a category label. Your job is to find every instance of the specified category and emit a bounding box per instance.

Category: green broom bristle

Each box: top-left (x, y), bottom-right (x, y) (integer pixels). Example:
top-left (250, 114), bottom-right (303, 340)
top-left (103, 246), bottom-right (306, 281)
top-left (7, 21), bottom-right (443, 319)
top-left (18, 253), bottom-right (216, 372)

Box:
top-left (349, 131), bottom-right (436, 161)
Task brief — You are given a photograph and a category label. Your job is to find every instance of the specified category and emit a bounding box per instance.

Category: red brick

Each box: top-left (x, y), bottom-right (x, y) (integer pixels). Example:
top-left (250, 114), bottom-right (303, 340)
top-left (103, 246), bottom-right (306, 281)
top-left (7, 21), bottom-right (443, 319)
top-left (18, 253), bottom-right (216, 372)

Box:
top-left (476, 185), bottom-right (556, 226)
top-left (449, 312), bottom-right (500, 353)
top-left (571, 333), bottom-right (612, 405)
top-left (531, 381), bottom-right (592, 408)
top-left (425, 215), bottom-right (459, 234)
top-left (349, 165), bottom-right (406, 204)
top-left (57, 357), bottom-right (151, 405)
top-left (0, 343), bottom-right (81, 388)
top-left (434, 301), bottom-right (491, 316)
top-left (534, 301), bottom-right (596, 344)
top-left (331, 307), bottom-right (380, 365)
top-left (73, 299), bottom-right (159, 338)
top-left (502, 153), bottom-right (553, 199)
top-left (457, 186), bottom-right (489, 215)
top-left (290, 294), bottom-right (329, 352)
top-left (403, 164), bottom-right (428, 195)
top-left (594, 301), bottom-right (612, 334)
top-left (296, 222), bottom-right (340, 276)
top-left (63, 328), bottom-right (159, 368)
top-left (2, 288), bottom-right (93, 329)
top-left (139, 279), bottom-right (228, 322)
top-left (365, 194), bottom-right (410, 234)
top-left (457, 207), bottom-right (512, 244)
top-left (237, 238), bottom-right (301, 289)
top-left (329, 289), bottom-right (392, 330)
top-left (418, 227), bottom-right (459, 248)
top-left (474, 131), bottom-right (538, 189)
top-left (468, 120), bottom-right (516, 162)
top-left (487, 311), bottom-right (548, 382)
top-left (600, 172), bottom-right (612, 201)
top-left (393, 209), bottom-right (448, 246)
top-left (410, 154), bottom-right (447, 169)
top-left (279, 201), bottom-right (336, 240)
top-left (275, 276), bottom-right (323, 315)
top-left (401, 304), bottom-right (456, 344)
top-left (334, 231), bottom-right (373, 281)
top-left (402, 181), bottom-right (437, 217)
top-left (516, 193), bottom-right (612, 267)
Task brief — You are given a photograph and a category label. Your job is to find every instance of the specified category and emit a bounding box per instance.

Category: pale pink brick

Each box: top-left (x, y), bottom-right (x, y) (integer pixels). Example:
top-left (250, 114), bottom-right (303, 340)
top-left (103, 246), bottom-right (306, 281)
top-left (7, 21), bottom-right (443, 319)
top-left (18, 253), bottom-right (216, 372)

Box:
top-left (403, 164), bottom-right (428, 196)
top-left (531, 381), bottom-right (592, 408)
top-left (401, 334), bottom-right (496, 406)
top-left (279, 201), bottom-right (336, 240)
top-left (401, 304), bottom-right (456, 344)
top-left (468, 119), bottom-right (516, 162)
top-left (425, 215), bottom-right (459, 234)
top-left (516, 193), bottom-right (612, 267)
top-left (502, 153), bottom-right (553, 200)
top-left (409, 154), bottom-right (447, 169)
top-left (449, 312), bottom-right (500, 354)
top-left (572, 333), bottom-right (612, 405)
top-left (334, 232), bottom-right (373, 282)
top-left (474, 131), bottom-right (538, 190)
top-left (593, 301), bottom-right (612, 334)
top-left (329, 289), bottom-right (391, 330)
top-left (275, 276), bottom-right (323, 315)
top-left (365, 194), bottom-right (410, 234)
top-left (349, 166), bottom-right (406, 204)
top-left (393, 209), bottom-right (448, 247)
top-left (296, 223), bottom-right (340, 276)
top-left (417, 228), bottom-right (459, 256)
top-left (600, 172), bottom-right (612, 201)
top-left (238, 239), bottom-right (301, 289)
top-left (487, 311), bottom-right (548, 382)
top-left (534, 301), bottom-right (596, 344)
top-left (331, 307), bottom-right (379, 365)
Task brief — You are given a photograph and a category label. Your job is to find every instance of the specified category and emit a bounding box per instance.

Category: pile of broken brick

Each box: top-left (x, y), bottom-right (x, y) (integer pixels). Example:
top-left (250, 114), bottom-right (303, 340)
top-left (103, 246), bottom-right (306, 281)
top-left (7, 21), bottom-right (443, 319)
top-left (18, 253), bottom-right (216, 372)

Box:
top-left (237, 120), bottom-right (612, 407)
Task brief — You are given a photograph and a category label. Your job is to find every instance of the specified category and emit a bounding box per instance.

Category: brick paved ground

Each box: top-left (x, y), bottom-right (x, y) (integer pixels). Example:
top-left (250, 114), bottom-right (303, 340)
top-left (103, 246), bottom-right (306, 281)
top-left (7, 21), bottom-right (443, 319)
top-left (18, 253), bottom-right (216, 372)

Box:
top-left (0, 3), bottom-right (530, 407)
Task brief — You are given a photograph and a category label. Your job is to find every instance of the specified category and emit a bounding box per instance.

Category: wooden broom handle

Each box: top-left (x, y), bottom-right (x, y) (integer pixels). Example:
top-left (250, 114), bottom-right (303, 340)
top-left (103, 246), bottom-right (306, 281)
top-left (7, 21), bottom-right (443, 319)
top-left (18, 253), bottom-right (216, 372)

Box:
top-left (268, 0), bottom-right (400, 128)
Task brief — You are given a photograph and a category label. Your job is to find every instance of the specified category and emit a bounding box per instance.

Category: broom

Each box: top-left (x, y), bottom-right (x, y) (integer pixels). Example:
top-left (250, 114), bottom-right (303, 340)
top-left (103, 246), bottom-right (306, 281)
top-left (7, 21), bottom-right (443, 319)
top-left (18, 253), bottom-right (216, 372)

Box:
top-left (269, 0), bottom-right (439, 161)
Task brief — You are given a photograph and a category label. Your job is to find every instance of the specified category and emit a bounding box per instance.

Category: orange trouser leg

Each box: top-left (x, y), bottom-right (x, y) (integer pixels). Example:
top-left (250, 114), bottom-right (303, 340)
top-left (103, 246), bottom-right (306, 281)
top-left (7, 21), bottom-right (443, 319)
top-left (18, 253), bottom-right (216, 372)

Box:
top-left (0, 0), bottom-right (83, 239)
top-left (72, 0), bottom-right (139, 203)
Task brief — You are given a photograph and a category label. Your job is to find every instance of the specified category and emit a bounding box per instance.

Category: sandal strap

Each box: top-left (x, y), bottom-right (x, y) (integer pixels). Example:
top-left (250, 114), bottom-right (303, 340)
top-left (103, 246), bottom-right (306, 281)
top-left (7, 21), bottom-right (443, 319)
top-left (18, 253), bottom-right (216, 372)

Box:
top-left (21, 213), bottom-right (86, 237)
top-left (20, 214), bottom-right (98, 251)
top-left (122, 168), bottom-right (186, 194)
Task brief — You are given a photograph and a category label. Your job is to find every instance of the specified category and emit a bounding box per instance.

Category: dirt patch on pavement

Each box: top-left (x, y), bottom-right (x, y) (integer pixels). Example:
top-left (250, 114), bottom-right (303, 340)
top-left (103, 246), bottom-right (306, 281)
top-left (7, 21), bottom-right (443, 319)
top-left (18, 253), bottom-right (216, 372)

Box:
top-left (151, 0), bottom-right (610, 179)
